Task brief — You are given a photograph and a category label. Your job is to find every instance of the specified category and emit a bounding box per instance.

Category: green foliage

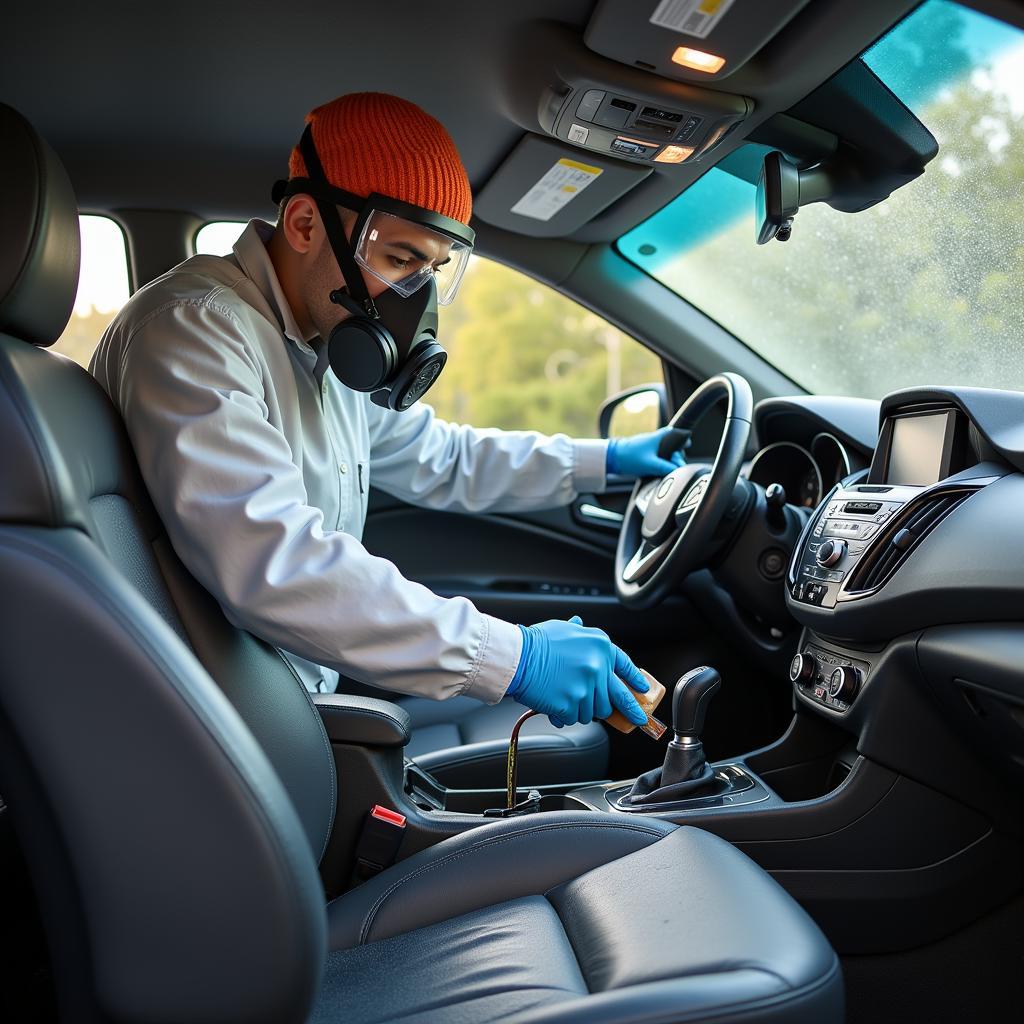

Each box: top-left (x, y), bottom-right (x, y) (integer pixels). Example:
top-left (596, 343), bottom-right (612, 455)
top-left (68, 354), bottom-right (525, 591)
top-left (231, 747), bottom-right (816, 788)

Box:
top-left (427, 261), bottom-right (662, 435)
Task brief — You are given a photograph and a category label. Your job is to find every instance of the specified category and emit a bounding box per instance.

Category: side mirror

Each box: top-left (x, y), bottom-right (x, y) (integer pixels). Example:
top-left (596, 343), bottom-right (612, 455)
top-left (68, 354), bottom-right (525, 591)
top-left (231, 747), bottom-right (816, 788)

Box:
top-left (599, 384), bottom-right (667, 439)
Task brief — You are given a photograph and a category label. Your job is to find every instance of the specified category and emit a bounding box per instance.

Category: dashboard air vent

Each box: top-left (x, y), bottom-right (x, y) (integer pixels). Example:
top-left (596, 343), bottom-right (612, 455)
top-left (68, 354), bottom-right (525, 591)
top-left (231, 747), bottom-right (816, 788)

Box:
top-left (846, 490), bottom-right (972, 594)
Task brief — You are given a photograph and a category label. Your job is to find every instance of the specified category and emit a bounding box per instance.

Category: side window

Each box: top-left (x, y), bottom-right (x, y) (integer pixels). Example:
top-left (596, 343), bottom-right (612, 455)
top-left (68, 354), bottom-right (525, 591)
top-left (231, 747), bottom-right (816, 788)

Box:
top-left (191, 230), bottom-right (663, 437)
top-left (428, 257), bottom-right (662, 437)
top-left (52, 215), bottom-right (130, 368)
top-left (195, 221), bottom-right (246, 256)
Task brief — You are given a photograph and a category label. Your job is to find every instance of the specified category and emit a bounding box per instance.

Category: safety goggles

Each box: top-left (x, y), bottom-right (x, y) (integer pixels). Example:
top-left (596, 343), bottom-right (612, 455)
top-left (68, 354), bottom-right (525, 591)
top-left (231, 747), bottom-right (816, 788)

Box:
top-left (352, 206), bottom-right (472, 306)
top-left (272, 125), bottom-right (476, 308)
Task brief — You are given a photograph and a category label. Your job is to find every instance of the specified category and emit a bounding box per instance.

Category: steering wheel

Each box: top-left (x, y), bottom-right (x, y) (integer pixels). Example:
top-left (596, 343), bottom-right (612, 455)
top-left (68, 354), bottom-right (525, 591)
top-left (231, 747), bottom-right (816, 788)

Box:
top-left (615, 372), bottom-right (753, 609)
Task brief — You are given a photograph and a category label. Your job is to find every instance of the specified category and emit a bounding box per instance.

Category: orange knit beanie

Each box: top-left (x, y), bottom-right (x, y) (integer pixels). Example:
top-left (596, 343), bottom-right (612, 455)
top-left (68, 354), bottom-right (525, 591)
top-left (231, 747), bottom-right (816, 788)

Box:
top-left (288, 93), bottom-right (472, 225)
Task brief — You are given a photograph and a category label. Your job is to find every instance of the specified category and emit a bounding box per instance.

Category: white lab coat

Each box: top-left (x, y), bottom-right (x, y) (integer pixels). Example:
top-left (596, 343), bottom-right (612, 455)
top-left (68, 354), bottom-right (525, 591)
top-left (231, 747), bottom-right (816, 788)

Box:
top-left (90, 220), bottom-right (608, 701)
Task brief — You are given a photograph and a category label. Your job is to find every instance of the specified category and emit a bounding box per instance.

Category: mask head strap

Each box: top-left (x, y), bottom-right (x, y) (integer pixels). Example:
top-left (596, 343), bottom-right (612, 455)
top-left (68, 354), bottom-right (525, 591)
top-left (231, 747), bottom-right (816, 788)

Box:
top-left (272, 124), bottom-right (378, 319)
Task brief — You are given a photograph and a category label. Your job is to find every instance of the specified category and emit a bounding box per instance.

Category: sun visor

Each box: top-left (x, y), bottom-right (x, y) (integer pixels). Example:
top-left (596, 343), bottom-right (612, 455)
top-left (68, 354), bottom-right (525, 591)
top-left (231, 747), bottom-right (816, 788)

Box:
top-left (473, 134), bottom-right (651, 238)
top-left (585, 0), bottom-right (815, 83)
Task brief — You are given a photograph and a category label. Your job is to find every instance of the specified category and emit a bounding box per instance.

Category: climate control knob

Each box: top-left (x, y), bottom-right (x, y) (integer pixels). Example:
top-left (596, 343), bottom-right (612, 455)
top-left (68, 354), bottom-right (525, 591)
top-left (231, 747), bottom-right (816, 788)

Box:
top-left (816, 539), bottom-right (847, 567)
top-left (828, 666), bottom-right (860, 702)
top-left (789, 652), bottom-right (817, 685)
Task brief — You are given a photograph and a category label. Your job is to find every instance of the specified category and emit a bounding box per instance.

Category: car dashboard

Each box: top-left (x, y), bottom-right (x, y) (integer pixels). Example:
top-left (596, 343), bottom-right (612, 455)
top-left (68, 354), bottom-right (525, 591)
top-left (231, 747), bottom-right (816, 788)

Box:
top-left (748, 385), bottom-right (1024, 790)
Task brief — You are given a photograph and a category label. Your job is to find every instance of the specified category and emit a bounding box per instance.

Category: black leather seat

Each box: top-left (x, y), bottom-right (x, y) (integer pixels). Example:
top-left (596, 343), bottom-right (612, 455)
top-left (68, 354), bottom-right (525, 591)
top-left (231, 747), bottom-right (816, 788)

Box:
top-left (0, 103), bottom-right (843, 1023)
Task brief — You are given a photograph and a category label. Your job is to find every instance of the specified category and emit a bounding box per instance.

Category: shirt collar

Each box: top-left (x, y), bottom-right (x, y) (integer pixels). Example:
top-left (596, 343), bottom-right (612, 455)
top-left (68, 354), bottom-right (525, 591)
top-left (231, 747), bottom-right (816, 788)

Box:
top-left (232, 219), bottom-right (310, 347)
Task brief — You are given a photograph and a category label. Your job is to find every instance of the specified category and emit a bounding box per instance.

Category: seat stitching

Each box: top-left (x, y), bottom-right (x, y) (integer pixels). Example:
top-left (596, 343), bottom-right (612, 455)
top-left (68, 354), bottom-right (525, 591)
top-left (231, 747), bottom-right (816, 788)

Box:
top-left (358, 820), bottom-right (666, 944)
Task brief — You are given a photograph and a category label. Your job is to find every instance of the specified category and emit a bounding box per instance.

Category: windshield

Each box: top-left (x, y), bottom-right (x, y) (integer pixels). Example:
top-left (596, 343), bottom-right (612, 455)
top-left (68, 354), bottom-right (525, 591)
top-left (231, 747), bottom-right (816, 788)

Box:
top-left (617, 0), bottom-right (1024, 399)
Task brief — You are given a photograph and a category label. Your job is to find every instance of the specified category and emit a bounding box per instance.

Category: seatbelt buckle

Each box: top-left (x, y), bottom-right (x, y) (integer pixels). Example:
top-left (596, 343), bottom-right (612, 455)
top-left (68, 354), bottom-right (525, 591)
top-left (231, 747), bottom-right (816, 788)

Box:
top-left (352, 805), bottom-right (406, 882)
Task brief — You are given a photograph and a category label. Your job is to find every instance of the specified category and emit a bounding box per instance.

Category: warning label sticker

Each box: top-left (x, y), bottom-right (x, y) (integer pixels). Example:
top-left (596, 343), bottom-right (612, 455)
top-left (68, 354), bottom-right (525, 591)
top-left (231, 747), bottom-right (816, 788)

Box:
top-left (510, 158), bottom-right (603, 222)
top-left (649, 0), bottom-right (735, 40)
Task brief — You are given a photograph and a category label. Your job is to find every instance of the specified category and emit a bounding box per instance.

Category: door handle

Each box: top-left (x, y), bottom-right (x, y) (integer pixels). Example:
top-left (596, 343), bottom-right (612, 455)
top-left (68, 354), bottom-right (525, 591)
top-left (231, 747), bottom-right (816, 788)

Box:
top-left (577, 502), bottom-right (624, 525)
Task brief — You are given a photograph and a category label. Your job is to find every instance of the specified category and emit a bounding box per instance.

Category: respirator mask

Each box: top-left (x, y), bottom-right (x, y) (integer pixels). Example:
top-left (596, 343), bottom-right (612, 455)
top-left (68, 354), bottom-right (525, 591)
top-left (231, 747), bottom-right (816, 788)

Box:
top-left (272, 125), bottom-right (475, 410)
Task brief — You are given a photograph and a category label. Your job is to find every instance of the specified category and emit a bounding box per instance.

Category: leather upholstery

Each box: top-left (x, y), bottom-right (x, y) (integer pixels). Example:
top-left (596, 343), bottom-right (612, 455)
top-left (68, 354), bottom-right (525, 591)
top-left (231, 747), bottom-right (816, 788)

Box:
top-left (328, 811), bottom-right (674, 949)
top-left (313, 897), bottom-right (588, 1024)
top-left (399, 695), bottom-right (609, 788)
top-left (0, 527), bottom-right (327, 1023)
top-left (314, 693), bottom-right (412, 747)
top-left (0, 333), bottom-right (338, 863)
top-left (317, 817), bottom-right (843, 1024)
top-left (0, 104), bottom-right (80, 346)
top-left (0, 107), bottom-right (336, 862)
top-left (547, 826), bottom-right (837, 993)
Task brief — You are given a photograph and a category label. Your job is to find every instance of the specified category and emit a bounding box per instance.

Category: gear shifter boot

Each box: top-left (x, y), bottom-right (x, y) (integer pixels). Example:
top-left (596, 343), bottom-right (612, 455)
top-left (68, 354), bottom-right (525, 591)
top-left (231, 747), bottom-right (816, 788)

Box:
top-left (623, 740), bottom-right (715, 804)
top-left (622, 666), bottom-right (722, 806)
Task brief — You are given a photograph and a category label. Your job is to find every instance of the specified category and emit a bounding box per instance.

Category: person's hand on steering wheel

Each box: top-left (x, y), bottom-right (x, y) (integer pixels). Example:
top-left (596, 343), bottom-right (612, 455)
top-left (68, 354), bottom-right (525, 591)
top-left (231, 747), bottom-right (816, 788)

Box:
top-left (607, 427), bottom-right (690, 479)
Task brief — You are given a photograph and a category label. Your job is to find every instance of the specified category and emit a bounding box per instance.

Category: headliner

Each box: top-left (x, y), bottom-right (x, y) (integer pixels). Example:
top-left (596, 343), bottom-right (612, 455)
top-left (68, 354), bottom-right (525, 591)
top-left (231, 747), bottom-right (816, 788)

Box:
top-left (4, 0), bottom-right (1020, 240)
top-left (3, 1), bottom-right (592, 221)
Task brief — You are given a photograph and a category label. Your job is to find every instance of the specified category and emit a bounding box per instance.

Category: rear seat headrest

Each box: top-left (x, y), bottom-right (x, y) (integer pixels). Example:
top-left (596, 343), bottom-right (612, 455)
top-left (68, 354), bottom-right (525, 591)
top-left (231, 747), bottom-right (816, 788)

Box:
top-left (0, 103), bottom-right (81, 346)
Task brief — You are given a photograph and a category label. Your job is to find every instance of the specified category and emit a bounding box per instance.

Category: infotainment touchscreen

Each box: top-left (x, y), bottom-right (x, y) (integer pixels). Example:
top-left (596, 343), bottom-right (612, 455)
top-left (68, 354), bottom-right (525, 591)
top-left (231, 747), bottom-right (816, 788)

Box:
top-left (885, 412), bottom-right (952, 486)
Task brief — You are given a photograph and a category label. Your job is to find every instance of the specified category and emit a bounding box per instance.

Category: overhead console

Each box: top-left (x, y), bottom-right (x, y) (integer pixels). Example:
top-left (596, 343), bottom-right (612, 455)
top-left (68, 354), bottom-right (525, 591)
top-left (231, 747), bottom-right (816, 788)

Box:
top-left (540, 76), bottom-right (749, 169)
top-left (784, 387), bottom-right (1024, 643)
top-left (476, 21), bottom-right (750, 236)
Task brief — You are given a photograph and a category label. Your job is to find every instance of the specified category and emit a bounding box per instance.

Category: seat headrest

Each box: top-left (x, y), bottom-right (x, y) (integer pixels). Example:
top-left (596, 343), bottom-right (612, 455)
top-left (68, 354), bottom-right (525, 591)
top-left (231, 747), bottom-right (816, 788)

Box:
top-left (0, 104), bottom-right (81, 346)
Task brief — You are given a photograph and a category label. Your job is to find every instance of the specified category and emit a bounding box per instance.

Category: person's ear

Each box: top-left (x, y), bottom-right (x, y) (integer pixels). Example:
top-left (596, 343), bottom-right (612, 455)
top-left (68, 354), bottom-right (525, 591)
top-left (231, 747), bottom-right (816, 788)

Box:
top-left (281, 195), bottom-right (321, 255)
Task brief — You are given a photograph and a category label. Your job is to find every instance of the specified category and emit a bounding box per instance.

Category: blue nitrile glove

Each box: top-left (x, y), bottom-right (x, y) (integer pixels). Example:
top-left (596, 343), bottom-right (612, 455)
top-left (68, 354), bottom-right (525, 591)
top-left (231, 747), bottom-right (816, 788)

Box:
top-left (606, 426), bottom-right (689, 478)
top-left (506, 615), bottom-right (650, 728)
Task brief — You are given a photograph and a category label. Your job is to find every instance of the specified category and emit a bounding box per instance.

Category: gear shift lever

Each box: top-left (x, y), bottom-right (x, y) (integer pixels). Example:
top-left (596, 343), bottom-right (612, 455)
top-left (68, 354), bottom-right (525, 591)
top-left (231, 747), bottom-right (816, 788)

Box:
top-left (662, 666), bottom-right (721, 786)
top-left (623, 666), bottom-right (721, 805)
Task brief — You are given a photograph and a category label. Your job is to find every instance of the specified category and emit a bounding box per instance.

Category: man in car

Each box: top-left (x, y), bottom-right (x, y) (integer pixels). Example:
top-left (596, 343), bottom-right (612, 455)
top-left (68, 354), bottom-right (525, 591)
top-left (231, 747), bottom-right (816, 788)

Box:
top-left (91, 92), bottom-right (686, 729)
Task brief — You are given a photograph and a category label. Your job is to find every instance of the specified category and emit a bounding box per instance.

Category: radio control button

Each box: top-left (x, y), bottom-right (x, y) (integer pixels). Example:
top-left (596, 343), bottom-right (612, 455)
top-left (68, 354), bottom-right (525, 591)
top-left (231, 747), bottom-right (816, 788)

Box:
top-left (817, 539), bottom-right (847, 567)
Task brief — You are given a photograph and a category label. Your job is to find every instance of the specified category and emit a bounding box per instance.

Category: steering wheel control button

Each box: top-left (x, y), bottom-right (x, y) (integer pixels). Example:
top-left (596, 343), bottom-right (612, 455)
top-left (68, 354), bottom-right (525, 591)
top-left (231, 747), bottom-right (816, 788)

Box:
top-left (656, 477), bottom-right (675, 499)
top-left (816, 539), bottom-right (847, 567)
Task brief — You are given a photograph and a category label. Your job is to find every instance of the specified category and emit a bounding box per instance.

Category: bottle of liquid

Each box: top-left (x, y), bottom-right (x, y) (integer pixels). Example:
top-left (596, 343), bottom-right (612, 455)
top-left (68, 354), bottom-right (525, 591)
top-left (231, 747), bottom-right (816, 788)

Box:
top-left (604, 669), bottom-right (667, 740)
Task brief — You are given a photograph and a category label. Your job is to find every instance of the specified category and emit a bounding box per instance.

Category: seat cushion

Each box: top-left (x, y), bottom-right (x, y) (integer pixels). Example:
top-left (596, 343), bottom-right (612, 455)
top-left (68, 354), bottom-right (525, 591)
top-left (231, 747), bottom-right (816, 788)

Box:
top-left (398, 695), bottom-right (609, 789)
top-left (314, 896), bottom-right (587, 1023)
top-left (318, 813), bottom-right (842, 1024)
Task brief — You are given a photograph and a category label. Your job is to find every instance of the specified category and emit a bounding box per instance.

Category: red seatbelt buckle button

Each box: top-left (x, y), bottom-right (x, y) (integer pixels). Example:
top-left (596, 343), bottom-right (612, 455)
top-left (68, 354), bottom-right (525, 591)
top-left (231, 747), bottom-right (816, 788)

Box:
top-left (371, 805), bottom-right (406, 828)
top-left (353, 805), bottom-right (407, 883)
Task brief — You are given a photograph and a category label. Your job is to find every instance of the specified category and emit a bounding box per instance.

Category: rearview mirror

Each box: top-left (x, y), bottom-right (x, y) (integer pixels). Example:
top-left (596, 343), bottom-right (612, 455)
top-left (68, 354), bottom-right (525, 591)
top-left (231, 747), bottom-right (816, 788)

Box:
top-left (755, 151), bottom-right (832, 245)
